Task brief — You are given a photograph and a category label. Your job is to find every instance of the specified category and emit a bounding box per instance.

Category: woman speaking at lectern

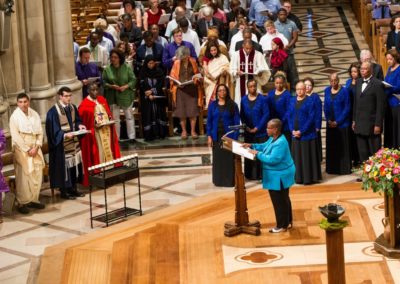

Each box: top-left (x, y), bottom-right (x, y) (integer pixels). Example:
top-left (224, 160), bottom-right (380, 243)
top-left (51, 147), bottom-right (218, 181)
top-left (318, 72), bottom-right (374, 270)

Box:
top-left (244, 119), bottom-right (295, 233)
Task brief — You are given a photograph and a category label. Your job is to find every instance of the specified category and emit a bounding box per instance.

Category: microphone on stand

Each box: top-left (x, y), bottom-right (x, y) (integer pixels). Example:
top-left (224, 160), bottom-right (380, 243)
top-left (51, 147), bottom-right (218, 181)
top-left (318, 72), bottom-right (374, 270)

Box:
top-left (228, 124), bottom-right (246, 142)
top-left (228, 124), bottom-right (246, 130)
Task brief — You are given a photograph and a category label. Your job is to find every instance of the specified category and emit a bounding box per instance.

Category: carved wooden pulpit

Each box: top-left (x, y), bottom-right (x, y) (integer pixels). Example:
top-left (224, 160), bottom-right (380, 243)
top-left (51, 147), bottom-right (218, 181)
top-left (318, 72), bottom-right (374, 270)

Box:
top-left (221, 136), bottom-right (261, 237)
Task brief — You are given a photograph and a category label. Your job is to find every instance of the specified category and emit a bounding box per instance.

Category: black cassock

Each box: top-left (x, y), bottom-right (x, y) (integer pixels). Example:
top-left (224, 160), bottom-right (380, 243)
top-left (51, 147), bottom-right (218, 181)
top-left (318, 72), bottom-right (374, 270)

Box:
top-left (45, 105), bottom-right (83, 190)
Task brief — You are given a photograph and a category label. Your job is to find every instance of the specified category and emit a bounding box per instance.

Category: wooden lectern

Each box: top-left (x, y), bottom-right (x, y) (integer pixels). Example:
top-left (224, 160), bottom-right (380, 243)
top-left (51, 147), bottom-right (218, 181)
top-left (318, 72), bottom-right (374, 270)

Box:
top-left (221, 136), bottom-right (261, 237)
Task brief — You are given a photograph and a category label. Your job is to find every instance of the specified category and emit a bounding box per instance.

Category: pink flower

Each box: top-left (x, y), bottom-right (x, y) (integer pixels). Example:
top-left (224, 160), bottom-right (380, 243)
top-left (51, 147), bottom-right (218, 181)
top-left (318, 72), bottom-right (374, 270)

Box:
top-left (393, 168), bottom-right (400, 175)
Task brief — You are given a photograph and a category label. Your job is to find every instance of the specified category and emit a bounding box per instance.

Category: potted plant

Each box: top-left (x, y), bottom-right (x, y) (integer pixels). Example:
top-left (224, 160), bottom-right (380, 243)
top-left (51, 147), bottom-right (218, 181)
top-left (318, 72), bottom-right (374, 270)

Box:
top-left (361, 148), bottom-right (400, 255)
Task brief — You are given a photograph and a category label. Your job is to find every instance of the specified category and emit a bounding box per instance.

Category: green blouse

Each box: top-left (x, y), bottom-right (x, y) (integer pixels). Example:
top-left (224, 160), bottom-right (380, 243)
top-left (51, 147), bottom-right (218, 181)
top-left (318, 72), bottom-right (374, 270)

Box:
top-left (102, 63), bottom-right (136, 108)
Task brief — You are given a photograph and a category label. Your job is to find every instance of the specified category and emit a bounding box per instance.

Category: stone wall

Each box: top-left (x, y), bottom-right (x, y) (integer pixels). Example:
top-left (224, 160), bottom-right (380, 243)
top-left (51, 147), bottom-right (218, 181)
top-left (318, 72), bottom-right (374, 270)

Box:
top-left (0, 0), bottom-right (82, 147)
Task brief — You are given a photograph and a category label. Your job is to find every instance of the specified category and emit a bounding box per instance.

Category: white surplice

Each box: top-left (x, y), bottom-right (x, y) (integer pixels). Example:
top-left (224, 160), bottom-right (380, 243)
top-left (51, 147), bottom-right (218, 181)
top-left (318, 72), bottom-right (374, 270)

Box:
top-left (230, 49), bottom-right (270, 108)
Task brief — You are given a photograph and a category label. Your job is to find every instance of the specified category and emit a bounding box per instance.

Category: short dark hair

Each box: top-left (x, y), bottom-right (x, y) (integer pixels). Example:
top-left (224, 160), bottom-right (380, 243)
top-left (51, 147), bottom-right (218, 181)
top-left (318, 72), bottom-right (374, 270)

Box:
top-left (386, 48), bottom-right (400, 63)
top-left (17, 93), bottom-right (30, 101)
top-left (121, 13), bottom-right (132, 21)
top-left (110, 48), bottom-right (125, 65)
top-left (123, 0), bottom-right (134, 8)
top-left (94, 28), bottom-right (104, 35)
top-left (143, 31), bottom-right (153, 40)
top-left (303, 77), bottom-right (314, 87)
top-left (89, 31), bottom-right (99, 39)
top-left (79, 47), bottom-right (90, 57)
top-left (178, 17), bottom-right (189, 28)
top-left (278, 8), bottom-right (287, 14)
top-left (348, 62), bottom-right (360, 77)
top-left (58, 86), bottom-right (72, 96)
top-left (247, 78), bottom-right (257, 87)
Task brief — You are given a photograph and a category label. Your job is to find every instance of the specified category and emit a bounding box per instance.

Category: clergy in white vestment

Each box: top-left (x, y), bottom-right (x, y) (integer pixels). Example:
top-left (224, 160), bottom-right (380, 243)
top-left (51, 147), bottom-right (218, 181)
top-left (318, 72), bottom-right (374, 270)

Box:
top-left (230, 39), bottom-right (271, 107)
top-left (9, 93), bottom-right (45, 214)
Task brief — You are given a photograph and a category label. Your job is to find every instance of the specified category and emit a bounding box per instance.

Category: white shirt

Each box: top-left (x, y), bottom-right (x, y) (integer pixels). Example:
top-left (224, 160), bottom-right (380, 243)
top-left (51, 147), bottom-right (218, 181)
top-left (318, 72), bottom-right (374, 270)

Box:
top-left (79, 44), bottom-right (109, 68)
top-left (229, 32), bottom-right (258, 57)
top-left (259, 32), bottom-right (289, 52)
top-left (182, 29), bottom-right (201, 56)
top-left (362, 75), bottom-right (373, 92)
top-left (165, 18), bottom-right (192, 39)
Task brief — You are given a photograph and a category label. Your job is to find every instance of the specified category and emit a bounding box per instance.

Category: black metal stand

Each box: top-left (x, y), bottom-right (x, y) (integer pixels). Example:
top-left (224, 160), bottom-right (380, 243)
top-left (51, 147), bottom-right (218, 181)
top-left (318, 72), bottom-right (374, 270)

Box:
top-left (89, 165), bottom-right (142, 228)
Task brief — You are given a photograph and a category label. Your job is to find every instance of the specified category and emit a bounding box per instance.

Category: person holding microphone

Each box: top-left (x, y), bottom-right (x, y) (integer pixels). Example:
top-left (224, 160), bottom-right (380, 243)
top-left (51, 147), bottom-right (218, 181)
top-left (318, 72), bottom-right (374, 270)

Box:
top-left (243, 118), bottom-right (295, 233)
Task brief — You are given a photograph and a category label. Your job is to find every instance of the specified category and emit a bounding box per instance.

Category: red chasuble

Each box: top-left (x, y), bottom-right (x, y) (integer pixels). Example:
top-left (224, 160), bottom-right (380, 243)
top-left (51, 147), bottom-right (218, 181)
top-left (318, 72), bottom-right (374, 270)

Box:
top-left (78, 95), bottom-right (121, 186)
top-left (239, 48), bottom-right (255, 97)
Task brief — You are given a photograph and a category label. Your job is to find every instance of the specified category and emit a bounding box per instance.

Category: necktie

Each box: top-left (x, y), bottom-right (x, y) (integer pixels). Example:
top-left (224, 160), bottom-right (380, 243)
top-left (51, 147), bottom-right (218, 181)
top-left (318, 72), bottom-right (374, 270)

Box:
top-left (363, 80), bottom-right (370, 84)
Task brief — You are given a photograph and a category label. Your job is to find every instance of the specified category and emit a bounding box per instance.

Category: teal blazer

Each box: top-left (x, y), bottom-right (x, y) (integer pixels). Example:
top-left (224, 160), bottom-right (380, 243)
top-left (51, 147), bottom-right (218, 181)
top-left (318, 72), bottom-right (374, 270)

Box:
top-left (252, 135), bottom-right (295, 191)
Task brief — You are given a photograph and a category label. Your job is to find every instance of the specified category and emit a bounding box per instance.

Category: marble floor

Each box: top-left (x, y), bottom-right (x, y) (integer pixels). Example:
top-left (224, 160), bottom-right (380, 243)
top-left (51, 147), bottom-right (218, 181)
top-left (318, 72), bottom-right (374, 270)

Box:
top-left (1, 1), bottom-right (398, 283)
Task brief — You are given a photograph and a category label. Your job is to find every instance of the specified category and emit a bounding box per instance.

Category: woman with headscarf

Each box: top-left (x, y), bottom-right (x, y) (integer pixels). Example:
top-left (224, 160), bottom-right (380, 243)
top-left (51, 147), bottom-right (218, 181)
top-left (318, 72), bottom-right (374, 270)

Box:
top-left (203, 40), bottom-right (232, 108)
top-left (270, 37), bottom-right (288, 78)
top-left (140, 55), bottom-right (168, 141)
top-left (207, 84), bottom-right (240, 187)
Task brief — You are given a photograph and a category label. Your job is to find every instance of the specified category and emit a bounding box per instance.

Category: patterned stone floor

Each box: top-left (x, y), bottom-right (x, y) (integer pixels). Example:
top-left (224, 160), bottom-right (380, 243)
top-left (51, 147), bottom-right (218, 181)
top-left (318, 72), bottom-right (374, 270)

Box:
top-left (1, 1), bottom-right (398, 283)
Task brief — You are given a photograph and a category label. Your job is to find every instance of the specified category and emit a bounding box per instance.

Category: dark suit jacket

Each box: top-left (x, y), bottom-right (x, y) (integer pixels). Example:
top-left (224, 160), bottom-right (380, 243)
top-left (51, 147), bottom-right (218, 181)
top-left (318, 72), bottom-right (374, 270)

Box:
top-left (386, 31), bottom-right (400, 53)
top-left (372, 63), bottom-right (384, 81)
top-left (353, 77), bottom-right (386, 136)
top-left (234, 40), bottom-right (263, 53)
top-left (196, 17), bottom-right (225, 42)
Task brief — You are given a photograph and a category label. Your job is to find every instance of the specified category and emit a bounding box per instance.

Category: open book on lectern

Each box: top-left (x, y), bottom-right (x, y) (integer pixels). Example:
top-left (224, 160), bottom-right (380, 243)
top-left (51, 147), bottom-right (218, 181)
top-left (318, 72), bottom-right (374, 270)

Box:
top-left (232, 141), bottom-right (256, 160)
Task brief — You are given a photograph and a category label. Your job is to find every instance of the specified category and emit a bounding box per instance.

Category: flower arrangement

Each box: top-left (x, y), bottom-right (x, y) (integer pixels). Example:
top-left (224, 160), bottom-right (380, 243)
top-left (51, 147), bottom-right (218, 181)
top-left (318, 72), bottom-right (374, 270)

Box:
top-left (361, 148), bottom-right (400, 197)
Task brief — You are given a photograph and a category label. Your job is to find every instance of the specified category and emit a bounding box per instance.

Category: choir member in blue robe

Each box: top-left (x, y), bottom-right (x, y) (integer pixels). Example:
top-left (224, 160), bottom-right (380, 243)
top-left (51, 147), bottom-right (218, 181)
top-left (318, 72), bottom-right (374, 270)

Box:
top-left (345, 62), bottom-right (361, 166)
top-left (46, 87), bottom-right (87, 200)
top-left (288, 81), bottom-right (321, 185)
top-left (304, 77), bottom-right (322, 162)
top-left (207, 84), bottom-right (240, 187)
top-left (267, 73), bottom-right (292, 145)
top-left (383, 49), bottom-right (400, 149)
top-left (324, 73), bottom-right (352, 175)
top-left (240, 79), bottom-right (269, 180)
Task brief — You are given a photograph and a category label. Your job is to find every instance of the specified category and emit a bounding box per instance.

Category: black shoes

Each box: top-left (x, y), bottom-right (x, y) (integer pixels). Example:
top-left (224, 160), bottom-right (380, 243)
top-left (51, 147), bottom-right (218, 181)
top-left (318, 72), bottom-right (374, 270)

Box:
top-left (18, 205), bottom-right (30, 214)
top-left (70, 190), bottom-right (85, 197)
top-left (60, 192), bottom-right (76, 200)
top-left (27, 202), bottom-right (45, 209)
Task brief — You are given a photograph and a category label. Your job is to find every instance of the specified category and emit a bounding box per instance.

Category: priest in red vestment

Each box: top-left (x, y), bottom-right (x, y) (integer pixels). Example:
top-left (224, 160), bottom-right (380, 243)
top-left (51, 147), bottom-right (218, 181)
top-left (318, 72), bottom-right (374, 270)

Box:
top-left (78, 82), bottom-right (121, 186)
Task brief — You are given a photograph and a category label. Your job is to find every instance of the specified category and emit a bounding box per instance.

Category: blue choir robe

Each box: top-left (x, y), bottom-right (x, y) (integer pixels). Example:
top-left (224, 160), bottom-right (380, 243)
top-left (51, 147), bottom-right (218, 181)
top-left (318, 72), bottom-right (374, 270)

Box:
top-left (324, 86), bottom-right (351, 128)
top-left (267, 89), bottom-right (292, 132)
top-left (206, 101), bottom-right (240, 141)
top-left (240, 94), bottom-right (269, 138)
top-left (252, 135), bottom-right (296, 190)
top-left (286, 96), bottom-right (316, 141)
top-left (309, 93), bottom-right (322, 130)
top-left (46, 104), bottom-right (83, 189)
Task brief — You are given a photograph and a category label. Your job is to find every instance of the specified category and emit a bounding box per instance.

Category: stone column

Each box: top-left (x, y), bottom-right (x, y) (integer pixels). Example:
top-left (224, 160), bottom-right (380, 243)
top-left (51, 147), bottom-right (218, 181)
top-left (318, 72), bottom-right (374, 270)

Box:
top-left (0, 3), bottom-right (24, 142)
top-left (22, 0), bottom-right (56, 119)
top-left (48, 0), bottom-right (82, 106)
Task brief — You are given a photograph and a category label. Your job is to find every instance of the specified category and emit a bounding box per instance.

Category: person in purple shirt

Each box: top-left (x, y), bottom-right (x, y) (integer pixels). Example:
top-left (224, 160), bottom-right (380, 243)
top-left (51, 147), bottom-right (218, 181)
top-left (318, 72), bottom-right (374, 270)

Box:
top-left (162, 28), bottom-right (197, 70)
top-left (75, 47), bottom-right (102, 98)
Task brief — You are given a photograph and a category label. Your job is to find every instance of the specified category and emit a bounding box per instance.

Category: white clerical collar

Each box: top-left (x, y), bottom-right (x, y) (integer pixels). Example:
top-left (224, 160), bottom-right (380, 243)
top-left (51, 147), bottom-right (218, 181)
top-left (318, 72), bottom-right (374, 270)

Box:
top-left (87, 96), bottom-right (98, 104)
